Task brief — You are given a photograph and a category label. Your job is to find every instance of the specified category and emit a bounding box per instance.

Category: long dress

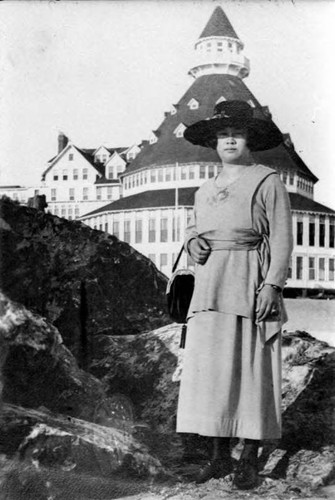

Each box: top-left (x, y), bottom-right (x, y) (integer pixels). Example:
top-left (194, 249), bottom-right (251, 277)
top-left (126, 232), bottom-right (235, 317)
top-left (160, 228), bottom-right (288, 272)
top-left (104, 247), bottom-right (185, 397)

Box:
top-left (176, 164), bottom-right (293, 440)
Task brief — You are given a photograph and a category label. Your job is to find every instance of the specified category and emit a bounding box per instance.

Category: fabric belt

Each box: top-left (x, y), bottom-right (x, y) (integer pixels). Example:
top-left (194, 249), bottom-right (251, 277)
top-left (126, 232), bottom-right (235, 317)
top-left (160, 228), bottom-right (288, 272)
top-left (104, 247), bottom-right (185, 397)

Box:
top-left (198, 228), bottom-right (270, 280)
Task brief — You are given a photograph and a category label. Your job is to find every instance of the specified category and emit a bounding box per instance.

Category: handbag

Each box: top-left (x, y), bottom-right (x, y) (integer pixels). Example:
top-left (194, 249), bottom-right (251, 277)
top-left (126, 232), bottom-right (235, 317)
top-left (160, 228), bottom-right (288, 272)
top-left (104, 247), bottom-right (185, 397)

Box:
top-left (166, 245), bottom-right (195, 347)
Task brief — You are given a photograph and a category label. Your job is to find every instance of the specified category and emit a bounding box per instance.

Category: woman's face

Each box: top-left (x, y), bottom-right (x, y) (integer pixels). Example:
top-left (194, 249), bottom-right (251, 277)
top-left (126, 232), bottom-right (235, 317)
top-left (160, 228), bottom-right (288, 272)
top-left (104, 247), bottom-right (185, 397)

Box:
top-left (216, 127), bottom-right (250, 164)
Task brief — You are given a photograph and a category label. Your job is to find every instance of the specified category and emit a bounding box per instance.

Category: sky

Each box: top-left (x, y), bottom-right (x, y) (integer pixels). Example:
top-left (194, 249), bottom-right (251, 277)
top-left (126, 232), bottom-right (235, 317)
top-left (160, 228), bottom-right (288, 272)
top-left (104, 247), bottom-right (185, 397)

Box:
top-left (1, 0), bottom-right (334, 208)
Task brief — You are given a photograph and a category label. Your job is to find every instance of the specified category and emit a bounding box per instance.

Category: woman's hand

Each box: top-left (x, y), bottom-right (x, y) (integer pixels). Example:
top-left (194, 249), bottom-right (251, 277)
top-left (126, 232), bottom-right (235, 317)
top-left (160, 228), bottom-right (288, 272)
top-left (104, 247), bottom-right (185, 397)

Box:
top-left (256, 285), bottom-right (281, 323)
top-left (188, 237), bottom-right (211, 265)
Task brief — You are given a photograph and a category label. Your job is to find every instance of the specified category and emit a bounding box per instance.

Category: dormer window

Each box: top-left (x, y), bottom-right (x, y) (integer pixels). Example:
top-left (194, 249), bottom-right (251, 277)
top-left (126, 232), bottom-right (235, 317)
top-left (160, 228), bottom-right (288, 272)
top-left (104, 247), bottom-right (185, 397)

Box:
top-left (174, 123), bottom-right (186, 138)
top-left (187, 98), bottom-right (199, 110)
top-left (170, 105), bottom-right (177, 115)
top-left (149, 132), bottom-right (158, 145)
top-left (247, 99), bottom-right (256, 108)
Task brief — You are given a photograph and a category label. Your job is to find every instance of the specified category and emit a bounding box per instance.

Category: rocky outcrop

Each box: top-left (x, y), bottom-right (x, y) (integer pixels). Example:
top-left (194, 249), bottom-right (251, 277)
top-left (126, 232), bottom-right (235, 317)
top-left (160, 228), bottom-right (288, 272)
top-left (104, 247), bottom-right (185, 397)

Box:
top-left (0, 197), bottom-right (169, 361)
top-left (0, 292), bottom-right (110, 421)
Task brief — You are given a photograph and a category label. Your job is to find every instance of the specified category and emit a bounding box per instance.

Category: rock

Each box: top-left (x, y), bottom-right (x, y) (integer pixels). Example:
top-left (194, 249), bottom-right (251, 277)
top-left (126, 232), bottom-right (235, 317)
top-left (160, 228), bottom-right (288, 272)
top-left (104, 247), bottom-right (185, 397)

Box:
top-left (1, 404), bottom-right (164, 478)
top-left (0, 292), bottom-right (115, 423)
top-left (0, 197), bottom-right (169, 362)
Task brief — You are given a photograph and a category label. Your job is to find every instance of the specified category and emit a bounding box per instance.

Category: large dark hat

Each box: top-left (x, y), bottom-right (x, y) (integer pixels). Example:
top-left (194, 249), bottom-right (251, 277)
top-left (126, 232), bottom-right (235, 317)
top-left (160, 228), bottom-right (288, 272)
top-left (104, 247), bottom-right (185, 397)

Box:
top-left (184, 100), bottom-right (283, 151)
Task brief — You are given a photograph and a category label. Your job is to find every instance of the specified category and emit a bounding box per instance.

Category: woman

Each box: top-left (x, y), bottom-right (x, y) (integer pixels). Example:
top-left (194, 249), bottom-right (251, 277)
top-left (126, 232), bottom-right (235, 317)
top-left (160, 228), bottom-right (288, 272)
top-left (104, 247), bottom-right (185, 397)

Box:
top-left (176, 100), bottom-right (293, 489)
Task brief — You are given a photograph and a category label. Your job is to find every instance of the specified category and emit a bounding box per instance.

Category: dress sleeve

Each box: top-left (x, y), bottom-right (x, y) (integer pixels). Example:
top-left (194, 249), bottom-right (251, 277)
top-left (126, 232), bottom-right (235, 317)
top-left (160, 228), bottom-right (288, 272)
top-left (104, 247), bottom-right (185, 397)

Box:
top-left (184, 192), bottom-right (199, 254)
top-left (259, 174), bottom-right (294, 290)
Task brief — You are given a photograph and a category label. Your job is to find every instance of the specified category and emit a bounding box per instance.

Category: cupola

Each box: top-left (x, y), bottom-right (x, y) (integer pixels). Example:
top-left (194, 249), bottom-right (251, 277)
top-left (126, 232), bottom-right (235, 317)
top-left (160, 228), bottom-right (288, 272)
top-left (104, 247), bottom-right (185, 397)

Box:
top-left (188, 6), bottom-right (250, 80)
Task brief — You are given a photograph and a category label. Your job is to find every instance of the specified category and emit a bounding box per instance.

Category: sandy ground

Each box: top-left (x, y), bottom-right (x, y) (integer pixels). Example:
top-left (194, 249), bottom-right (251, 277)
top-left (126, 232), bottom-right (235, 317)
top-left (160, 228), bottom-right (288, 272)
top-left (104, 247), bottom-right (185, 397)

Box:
top-left (284, 298), bottom-right (335, 346)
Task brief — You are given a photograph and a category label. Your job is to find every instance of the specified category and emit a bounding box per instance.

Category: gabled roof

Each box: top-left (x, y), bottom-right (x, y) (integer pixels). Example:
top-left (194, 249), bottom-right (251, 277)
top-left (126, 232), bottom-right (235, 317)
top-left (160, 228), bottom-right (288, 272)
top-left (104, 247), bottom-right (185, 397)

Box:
top-left (123, 73), bottom-right (317, 184)
top-left (289, 193), bottom-right (335, 215)
top-left (80, 187), bottom-right (198, 218)
top-left (200, 6), bottom-right (239, 40)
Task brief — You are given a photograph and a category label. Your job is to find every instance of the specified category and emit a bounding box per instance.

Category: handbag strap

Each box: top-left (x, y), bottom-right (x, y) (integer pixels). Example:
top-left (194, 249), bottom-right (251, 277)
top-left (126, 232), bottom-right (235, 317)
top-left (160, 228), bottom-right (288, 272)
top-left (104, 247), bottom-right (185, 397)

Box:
top-left (172, 244), bottom-right (185, 274)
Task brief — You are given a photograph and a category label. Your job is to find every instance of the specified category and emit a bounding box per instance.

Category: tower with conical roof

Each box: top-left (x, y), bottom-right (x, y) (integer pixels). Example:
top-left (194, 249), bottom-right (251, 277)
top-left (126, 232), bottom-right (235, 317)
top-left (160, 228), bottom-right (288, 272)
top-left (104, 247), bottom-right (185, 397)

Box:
top-left (189, 6), bottom-right (249, 79)
top-left (80, 6), bottom-right (335, 295)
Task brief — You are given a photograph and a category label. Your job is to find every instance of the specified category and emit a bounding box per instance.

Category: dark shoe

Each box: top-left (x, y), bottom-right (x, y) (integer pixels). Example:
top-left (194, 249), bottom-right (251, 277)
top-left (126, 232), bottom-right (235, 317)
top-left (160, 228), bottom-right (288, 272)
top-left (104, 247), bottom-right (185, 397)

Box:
top-left (233, 458), bottom-right (259, 490)
top-left (195, 457), bottom-right (233, 484)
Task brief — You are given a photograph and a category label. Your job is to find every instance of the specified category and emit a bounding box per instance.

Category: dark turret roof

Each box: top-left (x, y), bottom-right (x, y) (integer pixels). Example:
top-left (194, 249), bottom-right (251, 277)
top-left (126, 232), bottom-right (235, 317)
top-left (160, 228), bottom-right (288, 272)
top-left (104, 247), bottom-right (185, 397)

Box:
top-left (123, 73), bottom-right (317, 183)
top-left (200, 6), bottom-right (239, 40)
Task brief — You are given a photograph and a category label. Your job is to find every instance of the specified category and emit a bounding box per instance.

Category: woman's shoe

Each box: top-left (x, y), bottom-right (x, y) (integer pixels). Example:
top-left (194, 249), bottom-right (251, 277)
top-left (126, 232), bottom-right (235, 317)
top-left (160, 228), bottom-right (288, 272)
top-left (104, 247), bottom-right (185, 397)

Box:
top-left (233, 457), bottom-right (259, 490)
top-left (195, 457), bottom-right (233, 484)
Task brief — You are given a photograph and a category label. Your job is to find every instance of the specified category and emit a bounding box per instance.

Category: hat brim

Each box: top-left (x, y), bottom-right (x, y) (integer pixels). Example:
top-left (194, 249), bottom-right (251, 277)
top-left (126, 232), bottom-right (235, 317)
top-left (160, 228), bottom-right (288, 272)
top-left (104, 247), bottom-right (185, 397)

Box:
top-left (183, 116), bottom-right (283, 152)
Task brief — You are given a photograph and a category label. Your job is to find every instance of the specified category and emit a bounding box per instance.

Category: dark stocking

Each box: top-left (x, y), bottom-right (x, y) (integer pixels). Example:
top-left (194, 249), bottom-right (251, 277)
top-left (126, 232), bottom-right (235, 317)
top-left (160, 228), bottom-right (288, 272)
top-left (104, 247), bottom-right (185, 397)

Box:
top-left (212, 437), bottom-right (231, 460)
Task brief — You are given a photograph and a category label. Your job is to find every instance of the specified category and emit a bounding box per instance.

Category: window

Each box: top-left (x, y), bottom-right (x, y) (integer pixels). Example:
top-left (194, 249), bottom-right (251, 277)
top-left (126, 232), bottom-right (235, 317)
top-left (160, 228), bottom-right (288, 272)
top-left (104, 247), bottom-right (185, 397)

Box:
top-left (75, 206), bottom-right (79, 217)
top-left (83, 168), bottom-right (88, 180)
top-left (172, 216), bottom-right (180, 242)
top-left (124, 220), bottom-right (131, 243)
top-left (189, 165), bottom-right (195, 180)
top-left (117, 165), bottom-right (124, 176)
top-left (166, 168), bottom-right (172, 181)
top-left (113, 221), bottom-right (119, 239)
top-left (108, 166), bottom-right (114, 179)
top-left (330, 219), bottom-right (335, 248)
top-left (181, 166), bottom-right (187, 180)
top-left (150, 170), bottom-right (156, 183)
top-left (329, 258), bottom-right (334, 281)
top-left (73, 169), bottom-right (78, 180)
top-left (61, 205), bottom-right (66, 217)
top-left (208, 165), bottom-right (215, 178)
top-left (83, 187), bottom-right (88, 200)
top-left (105, 223), bottom-right (108, 232)
top-left (217, 41), bottom-right (223, 52)
top-left (99, 224), bottom-right (103, 231)
top-left (53, 171), bottom-right (58, 181)
top-left (96, 187), bottom-right (102, 200)
top-left (200, 165), bottom-right (206, 179)
top-left (135, 219), bottom-right (142, 243)
top-left (297, 220), bottom-right (303, 245)
top-left (160, 218), bottom-right (168, 242)
top-left (51, 189), bottom-right (56, 201)
top-left (319, 258), bottom-right (325, 281)
top-left (54, 207), bottom-right (59, 215)
top-left (68, 207), bottom-right (73, 216)
top-left (34, 189), bottom-right (39, 196)
top-left (289, 172), bottom-right (294, 185)
top-left (319, 217), bottom-right (325, 247)
top-left (296, 256), bottom-right (303, 280)
top-left (309, 219), bottom-right (315, 246)
top-left (62, 169), bottom-right (68, 181)
top-left (160, 253), bottom-right (168, 270)
top-left (69, 188), bottom-right (75, 201)
top-left (69, 153), bottom-right (74, 161)
top-left (309, 257), bottom-right (315, 280)
top-left (107, 187), bottom-right (113, 200)
top-left (158, 169), bottom-right (164, 182)
top-left (282, 171), bottom-right (287, 184)
top-left (149, 218), bottom-right (156, 242)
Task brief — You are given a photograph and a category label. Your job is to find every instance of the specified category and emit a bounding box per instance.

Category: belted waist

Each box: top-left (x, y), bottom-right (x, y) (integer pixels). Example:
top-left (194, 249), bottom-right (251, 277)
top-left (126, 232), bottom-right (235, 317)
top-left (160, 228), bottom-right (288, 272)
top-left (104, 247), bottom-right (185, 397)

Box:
top-left (198, 228), bottom-right (270, 279)
top-left (198, 228), bottom-right (266, 250)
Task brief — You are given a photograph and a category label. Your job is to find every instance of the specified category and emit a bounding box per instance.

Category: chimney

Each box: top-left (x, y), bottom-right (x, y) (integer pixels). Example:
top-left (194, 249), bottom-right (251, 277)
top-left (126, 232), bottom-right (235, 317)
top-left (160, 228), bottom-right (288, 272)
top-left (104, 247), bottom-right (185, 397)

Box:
top-left (58, 132), bottom-right (69, 154)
